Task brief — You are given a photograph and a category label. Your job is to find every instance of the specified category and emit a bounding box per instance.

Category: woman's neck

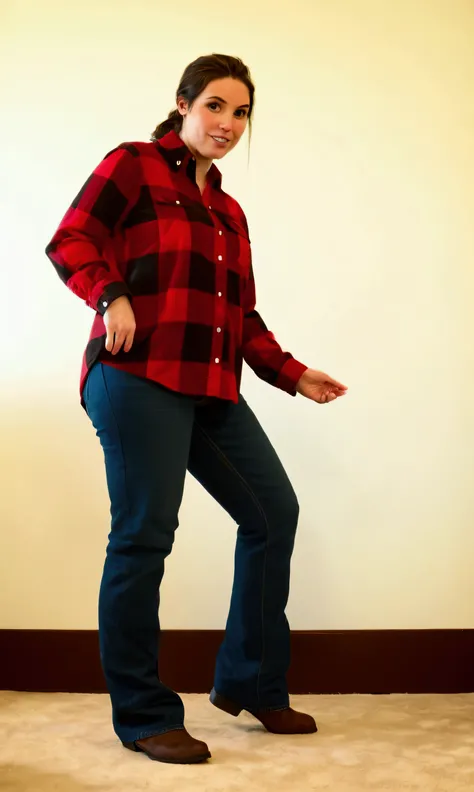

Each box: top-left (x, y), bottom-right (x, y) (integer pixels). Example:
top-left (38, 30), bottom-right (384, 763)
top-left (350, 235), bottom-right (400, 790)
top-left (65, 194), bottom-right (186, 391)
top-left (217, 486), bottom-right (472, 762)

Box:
top-left (195, 159), bottom-right (211, 193)
top-left (179, 131), bottom-right (212, 192)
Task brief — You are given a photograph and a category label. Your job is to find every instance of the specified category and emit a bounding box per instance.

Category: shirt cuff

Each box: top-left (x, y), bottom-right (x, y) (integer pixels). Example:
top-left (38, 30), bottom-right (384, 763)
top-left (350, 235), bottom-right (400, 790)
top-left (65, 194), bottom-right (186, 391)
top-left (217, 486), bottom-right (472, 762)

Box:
top-left (96, 282), bottom-right (132, 315)
top-left (277, 358), bottom-right (309, 396)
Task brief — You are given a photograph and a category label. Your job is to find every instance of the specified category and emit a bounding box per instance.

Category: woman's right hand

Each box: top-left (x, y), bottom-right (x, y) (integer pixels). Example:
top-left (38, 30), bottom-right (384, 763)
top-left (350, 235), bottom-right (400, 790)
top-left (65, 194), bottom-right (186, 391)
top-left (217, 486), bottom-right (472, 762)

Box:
top-left (103, 295), bottom-right (136, 354)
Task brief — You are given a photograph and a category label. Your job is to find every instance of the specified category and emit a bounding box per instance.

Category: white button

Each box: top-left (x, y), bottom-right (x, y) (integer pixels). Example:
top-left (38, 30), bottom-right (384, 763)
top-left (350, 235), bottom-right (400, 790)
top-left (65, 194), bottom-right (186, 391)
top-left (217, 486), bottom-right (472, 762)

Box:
top-left (215, 358), bottom-right (220, 364)
top-left (102, 301), bottom-right (108, 307)
top-left (208, 205), bottom-right (212, 210)
top-left (218, 255), bottom-right (223, 261)
top-left (217, 327), bottom-right (222, 333)
top-left (219, 230), bottom-right (223, 236)
top-left (176, 200), bottom-right (180, 205)
top-left (176, 160), bottom-right (181, 166)
top-left (218, 292), bottom-right (222, 297)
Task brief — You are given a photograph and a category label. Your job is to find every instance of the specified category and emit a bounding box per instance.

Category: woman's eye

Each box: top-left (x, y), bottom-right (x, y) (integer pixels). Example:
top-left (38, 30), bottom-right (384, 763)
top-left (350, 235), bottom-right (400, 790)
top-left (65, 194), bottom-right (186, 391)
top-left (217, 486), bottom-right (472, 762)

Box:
top-left (235, 109), bottom-right (248, 118)
top-left (208, 102), bottom-right (220, 111)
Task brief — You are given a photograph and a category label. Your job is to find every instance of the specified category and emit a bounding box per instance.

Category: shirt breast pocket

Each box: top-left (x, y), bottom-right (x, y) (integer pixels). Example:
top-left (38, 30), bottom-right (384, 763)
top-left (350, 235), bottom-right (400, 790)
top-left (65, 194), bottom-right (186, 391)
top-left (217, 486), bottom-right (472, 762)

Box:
top-left (221, 216), bottom-right (251, 280)
top-left (151, 187), bottom-right (212, 253)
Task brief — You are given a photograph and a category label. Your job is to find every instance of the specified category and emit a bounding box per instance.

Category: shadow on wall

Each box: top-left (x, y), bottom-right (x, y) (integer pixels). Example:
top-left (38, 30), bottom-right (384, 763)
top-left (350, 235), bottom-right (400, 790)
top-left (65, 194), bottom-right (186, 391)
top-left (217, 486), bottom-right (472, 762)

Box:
top-left (1, 397), bottom-right (106, 538)
top-left (0, 398), bottom-right (109, 626)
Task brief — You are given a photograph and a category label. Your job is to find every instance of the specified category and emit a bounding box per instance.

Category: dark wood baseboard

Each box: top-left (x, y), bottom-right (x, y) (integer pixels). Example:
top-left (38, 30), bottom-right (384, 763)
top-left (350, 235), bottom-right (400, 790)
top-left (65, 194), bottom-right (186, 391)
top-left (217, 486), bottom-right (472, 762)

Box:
top-left (1, 630), bottom-right (473, 694)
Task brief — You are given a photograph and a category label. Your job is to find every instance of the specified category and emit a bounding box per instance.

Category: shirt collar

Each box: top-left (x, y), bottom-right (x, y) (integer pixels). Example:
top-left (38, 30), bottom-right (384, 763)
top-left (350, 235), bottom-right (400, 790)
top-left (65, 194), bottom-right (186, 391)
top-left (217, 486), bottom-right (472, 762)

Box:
top-left (154, 129), bottom-right (222, 190)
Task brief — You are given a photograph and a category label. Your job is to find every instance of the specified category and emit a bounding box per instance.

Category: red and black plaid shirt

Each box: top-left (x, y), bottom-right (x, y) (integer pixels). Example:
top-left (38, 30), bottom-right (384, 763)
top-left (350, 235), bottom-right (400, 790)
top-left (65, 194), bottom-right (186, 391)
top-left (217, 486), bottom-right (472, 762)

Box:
top-left (46, 130), bottom-right (307, 404)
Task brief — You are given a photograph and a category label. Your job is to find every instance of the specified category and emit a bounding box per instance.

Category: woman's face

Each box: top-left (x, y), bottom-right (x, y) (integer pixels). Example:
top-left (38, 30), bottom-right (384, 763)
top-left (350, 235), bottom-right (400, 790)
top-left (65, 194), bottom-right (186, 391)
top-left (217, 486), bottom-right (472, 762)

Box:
top-left (178, 77), bottom-right (251, 161)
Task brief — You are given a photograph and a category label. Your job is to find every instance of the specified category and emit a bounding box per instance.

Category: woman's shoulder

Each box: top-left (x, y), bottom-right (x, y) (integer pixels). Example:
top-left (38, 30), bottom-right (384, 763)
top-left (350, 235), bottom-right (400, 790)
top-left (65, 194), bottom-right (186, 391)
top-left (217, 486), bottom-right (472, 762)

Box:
top-left (99, 141), bottom-right (171, 183)
top-left (103, 140), bottom-right (159, 160)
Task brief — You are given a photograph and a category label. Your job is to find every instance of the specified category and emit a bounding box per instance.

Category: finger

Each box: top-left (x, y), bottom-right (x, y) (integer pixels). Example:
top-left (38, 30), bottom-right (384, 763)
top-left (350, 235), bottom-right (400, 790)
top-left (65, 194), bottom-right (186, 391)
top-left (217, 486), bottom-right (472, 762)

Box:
top-left (105, 330), bottom-right (114, 353)
top-left (112, 331), bottom-right (125, 355)
top-left (123, 328), bottom-right (135, 353)
top-left (326, 377), bottom-right (348, 390)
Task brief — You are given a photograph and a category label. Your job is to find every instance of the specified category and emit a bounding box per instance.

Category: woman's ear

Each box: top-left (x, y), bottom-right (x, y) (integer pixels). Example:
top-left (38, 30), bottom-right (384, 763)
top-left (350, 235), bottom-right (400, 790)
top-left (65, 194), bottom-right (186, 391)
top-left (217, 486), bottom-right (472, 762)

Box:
top-left (176, 96), bottom-right (188, 117)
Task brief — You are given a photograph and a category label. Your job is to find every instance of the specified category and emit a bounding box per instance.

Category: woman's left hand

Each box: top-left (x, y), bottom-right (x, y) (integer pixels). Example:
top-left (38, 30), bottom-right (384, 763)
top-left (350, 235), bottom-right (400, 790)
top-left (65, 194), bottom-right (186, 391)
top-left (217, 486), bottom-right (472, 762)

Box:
top-left (296, 368), bottom-right (348, 404)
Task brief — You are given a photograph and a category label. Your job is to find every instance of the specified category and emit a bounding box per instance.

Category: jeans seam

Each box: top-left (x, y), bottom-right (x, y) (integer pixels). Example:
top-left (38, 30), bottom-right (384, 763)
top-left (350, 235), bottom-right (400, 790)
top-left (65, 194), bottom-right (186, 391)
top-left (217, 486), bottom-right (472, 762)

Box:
top-left (100, 364), bottom-right (131, 519)
top-left (193, 419), bottom-right (270, 710)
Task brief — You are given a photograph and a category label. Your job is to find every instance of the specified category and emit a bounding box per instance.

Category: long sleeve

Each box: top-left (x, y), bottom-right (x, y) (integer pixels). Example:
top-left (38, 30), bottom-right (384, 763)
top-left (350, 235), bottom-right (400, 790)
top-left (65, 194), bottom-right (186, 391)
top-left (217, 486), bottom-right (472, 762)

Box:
top-left (242, 255), bottom-right (308, 395)
top-left (45, 144), bottom-right (141, 315)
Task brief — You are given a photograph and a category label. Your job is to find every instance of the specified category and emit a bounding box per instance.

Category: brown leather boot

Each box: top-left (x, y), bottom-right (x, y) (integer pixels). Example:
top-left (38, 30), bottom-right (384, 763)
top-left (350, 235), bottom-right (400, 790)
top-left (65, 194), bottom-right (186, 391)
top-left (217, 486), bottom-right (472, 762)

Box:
top-left (210, 688), bottom-right (317, 735)
top-left (123, 727), bottom-right (211, 764)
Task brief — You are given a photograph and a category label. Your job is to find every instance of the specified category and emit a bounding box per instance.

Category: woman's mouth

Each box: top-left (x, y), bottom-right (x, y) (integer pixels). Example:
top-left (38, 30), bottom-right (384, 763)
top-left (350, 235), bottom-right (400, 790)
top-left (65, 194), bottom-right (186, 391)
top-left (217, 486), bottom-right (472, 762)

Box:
top-left (211, 135), bottom-right (230, 145)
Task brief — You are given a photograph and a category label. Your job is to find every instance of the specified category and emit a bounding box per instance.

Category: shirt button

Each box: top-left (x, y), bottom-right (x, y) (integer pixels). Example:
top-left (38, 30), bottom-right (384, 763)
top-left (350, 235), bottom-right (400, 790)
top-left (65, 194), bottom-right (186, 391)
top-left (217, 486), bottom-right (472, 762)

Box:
top-left (102, 301), bottom-right (108, 307)
top-left (176, 160), bottom-right (181, 166)
top-left (218, 255), bottom-right (223, 261)
top-left (218, 292), bottom-right (222, 297)
top-left (208, 205), bottom-right (212, 210)
top-left (217, 327), bottom-right (222, 333)
top-left (176, 200), bottom-right (180, 205)
top-left (219, 230), bottom-right (223, 236)
top-left (215, 358), bottom-right (220, 364)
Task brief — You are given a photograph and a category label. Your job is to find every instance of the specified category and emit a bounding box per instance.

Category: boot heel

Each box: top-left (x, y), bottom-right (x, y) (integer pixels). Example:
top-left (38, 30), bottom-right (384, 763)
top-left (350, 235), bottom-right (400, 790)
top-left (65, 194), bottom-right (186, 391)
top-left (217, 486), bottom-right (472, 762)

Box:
top-left (209, 687), bottom-right (242, 717)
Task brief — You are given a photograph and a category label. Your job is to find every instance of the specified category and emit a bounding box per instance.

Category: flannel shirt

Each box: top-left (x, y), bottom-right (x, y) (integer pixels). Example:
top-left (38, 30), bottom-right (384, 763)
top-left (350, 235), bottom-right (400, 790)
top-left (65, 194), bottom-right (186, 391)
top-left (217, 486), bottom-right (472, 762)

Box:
top-left (45, 130), bottom-right (307, 404)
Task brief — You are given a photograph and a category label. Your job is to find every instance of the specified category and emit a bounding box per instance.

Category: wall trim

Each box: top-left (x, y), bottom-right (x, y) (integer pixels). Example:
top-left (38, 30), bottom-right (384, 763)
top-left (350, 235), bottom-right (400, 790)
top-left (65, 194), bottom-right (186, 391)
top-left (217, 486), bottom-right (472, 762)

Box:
top-left (1, 629), bottom-right (473, 694)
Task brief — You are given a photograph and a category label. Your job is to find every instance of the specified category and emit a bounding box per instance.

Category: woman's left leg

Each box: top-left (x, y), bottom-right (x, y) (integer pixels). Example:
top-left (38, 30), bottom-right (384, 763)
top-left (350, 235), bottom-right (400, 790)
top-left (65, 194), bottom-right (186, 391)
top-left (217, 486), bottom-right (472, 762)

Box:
top-left (187, 393), bottom-right (316, 733)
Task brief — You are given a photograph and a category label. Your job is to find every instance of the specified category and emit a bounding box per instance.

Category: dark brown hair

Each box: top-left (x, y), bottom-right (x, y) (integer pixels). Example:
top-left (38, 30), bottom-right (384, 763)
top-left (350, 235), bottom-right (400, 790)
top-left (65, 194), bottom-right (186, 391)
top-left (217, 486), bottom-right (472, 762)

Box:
top-left (151, 53), bottom-right (255, 141)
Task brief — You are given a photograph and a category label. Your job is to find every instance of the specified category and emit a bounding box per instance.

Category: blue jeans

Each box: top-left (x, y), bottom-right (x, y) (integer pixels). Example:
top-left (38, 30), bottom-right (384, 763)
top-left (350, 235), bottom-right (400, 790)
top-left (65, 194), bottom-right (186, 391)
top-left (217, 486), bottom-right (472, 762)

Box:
top-left (84, 363), bottom-right (299, 744)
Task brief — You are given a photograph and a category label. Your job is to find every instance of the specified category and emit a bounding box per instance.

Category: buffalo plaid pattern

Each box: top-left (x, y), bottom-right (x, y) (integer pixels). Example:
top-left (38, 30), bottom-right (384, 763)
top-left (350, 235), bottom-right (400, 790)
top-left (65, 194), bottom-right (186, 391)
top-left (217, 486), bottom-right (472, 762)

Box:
top-left (46, 130), bottom-right (307, 404)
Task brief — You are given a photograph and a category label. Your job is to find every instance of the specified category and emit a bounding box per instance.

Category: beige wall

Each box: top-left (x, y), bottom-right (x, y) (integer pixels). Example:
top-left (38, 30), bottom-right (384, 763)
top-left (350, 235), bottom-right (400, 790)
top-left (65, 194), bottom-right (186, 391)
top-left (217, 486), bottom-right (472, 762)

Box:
top-left (1, 0), bottom-right (474, 630)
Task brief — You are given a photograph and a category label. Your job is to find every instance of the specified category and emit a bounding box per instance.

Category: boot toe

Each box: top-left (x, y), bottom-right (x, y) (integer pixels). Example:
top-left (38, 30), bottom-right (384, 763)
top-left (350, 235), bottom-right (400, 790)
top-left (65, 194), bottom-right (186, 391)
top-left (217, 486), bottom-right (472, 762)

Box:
top-left (127, 728), bottom-right (211, 764)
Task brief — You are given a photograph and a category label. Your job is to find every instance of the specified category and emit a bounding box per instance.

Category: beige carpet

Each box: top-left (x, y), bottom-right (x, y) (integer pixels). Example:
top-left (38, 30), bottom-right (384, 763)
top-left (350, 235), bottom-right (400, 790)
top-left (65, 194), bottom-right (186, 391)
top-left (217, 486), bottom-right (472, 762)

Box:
top-left (1, 692), bottom-right (474, 791)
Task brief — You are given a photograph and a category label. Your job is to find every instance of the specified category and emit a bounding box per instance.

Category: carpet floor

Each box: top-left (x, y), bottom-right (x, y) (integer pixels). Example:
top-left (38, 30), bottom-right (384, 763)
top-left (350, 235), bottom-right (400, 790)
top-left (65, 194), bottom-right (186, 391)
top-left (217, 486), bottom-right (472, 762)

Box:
top-left (1, 691), bottom-right (473, 791)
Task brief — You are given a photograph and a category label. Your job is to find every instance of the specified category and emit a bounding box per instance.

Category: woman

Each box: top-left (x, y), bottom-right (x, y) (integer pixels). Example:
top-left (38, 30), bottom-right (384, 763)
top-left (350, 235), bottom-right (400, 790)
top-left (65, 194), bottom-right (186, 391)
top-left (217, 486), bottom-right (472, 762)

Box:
top-left (46, 53), bottom-right (347, 765)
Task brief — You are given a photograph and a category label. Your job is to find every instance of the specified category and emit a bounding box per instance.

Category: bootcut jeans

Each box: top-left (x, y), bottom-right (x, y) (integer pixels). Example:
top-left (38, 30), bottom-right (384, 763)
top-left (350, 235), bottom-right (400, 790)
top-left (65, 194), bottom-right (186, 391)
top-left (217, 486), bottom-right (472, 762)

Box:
top-left (83, 362), bottom-right (300, 744)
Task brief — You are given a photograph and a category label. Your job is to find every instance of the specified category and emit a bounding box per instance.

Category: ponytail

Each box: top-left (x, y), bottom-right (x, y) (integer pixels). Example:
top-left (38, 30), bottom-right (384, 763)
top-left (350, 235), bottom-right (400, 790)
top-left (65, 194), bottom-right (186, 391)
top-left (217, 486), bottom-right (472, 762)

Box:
top-left (151, 108), bottom-right (183, 141)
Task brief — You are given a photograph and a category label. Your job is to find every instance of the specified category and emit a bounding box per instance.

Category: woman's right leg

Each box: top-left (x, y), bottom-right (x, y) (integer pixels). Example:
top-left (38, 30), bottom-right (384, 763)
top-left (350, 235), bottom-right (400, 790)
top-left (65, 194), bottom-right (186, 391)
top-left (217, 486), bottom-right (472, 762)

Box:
top-left (84, 363), bottom-right (195, 746)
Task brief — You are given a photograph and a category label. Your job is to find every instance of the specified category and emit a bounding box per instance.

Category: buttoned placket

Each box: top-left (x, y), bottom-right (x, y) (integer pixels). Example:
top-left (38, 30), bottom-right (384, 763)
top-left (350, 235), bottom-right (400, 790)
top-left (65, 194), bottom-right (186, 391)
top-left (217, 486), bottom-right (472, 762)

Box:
top-left (177, 155), bottom-right (226, 377)
top-left (210, 208), bottom-right (226, 369)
